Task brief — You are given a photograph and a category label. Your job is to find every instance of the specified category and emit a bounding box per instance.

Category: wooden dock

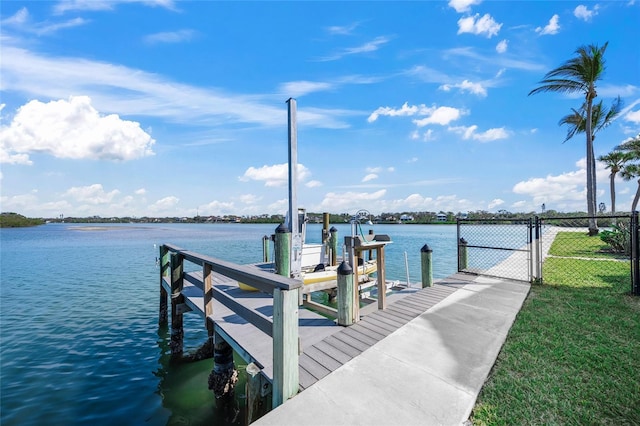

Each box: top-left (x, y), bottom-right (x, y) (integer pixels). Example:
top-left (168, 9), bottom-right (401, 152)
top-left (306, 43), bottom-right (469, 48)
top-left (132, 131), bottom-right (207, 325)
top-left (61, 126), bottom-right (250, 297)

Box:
top-left (158, 242), bottom-right (457, 421)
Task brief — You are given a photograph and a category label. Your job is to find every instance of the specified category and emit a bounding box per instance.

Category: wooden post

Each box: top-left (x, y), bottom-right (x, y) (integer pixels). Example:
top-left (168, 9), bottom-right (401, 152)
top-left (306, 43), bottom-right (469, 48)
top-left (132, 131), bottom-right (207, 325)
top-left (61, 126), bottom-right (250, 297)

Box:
top-left (246, 362), bottom-right (269, 424)
top-left (458, 237), bottom-right (468, 271)
top-left (159, 245), bottom-right (170, 325)
top-left (170, 252), bottom-right (184, 359)
top-left (376, 246), bottom-right (387, 310)
top-left (272, 287), bottom-right (299, 408)
top-left (274, 224), bottom-right (291, 278)
top-left (329, 226), bottom-right (338, 266)
top-left (262, 235), bottom-right (270, 263)
top-left (208, 332), bottom-right (239, 423)
top-left (421, 244), bottom-right (433, 288)
top-left (203, 263), bottom-right (214, 338)
top-left (337, 261), bottom-right (355, 326)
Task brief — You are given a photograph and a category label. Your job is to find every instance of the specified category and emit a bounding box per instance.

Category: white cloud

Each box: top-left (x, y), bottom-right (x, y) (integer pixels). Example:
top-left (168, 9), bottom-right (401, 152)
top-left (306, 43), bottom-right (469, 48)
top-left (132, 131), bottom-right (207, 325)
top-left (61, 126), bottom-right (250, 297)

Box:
top-left (200, 200), bottom-right (235, 215)
top-left (488, 198), bottom-right (504, 209)
top-left (0, 96), bottom-right (155, 164)
top-left (512, 159), bottom-right (609, 211)
top-left (279, 81), bottom-right (334, 97)
top-left (317, 36), bottom-right (391, 61)
top-left (64, 184), bottom-right (120, 205)
top-left (326, 22), bottom-right (360, 35)
top-left (574, 5), bottom-right (599, 21)
top-left (536, 14), bottom-right (560, 35)
top-left (1, 45), bottom-right (350, 129)
top-left (407, 157), bottom-right (418, 163)
top-left (362, 173), bottom-right (378, 182)
top-left (413, 107), bottom-right (465, 127)
top-left (144, 29), bottom-right (195, 44)
top-left (448, 0), bottom-right (482, 13)
top-left (53, 0), bottom-right (177, 14)
top-left (2, 7), bottom-right (29, 26)
top-left (457, 14), bottom-right (502, 38)
top-left (135, 188), bottom-right (146, 195)
top-left (439, 79), bottom-right (487, 97)
top-left (319, 189), bottom-right (387, 212)
top-left (448, 125), bottom-right (510, 141)
top-left (240, 163), bottom-right (310, 187)
top-left (496, 39), bottom-right (508, 53)
top-left (625, 109), bottom-right (640, 123)
top-left (368, 102), bottom-right (430, 122)
top-left (305, 180), bottom-right (322, 188)
top-left (149, 195), bottom-right (180, 212)
top-left (238, 194), bottom-right (261, 204)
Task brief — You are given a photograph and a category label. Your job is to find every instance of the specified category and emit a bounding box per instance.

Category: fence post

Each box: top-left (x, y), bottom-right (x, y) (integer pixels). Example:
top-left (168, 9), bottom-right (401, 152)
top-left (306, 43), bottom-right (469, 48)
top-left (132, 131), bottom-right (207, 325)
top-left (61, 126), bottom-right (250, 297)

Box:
top-left (421, 244), bottom-right (433, 288)
top-left (159, 245), bottom-right (170, 325)
top-left (170, 252), bottom-right (184, 359)
top-left (632, 212), bottom-right (640, 296)
top-left (458, 238), bottom-right (468, 271)
top-left (337, 261), bottom-right (355, 326)
top-left (535, 216), bottom-right (543, 283)
top-left (272, 287), bottom-right (299, 408)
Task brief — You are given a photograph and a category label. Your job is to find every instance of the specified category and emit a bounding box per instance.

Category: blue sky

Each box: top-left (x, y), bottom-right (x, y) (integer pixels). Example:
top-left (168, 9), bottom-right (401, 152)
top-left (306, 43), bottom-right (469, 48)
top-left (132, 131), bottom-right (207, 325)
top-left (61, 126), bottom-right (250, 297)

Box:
top-left (1, 0), bottom-right (639, 218)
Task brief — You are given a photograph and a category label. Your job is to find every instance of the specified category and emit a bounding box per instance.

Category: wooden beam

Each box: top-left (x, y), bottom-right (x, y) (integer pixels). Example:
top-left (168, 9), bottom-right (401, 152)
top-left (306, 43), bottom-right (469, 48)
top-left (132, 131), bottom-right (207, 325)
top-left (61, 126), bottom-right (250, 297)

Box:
top-left (272, 288), bottom-right (299, 408)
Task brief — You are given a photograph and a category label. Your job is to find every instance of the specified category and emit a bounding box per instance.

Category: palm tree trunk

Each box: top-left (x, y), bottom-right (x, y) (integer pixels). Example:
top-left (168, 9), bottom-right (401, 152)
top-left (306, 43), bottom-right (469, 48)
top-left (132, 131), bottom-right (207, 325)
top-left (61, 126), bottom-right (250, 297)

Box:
top-left (610, 173), bottom-right (616, 214)
top-left (586, 91), bottom-right (598, 235)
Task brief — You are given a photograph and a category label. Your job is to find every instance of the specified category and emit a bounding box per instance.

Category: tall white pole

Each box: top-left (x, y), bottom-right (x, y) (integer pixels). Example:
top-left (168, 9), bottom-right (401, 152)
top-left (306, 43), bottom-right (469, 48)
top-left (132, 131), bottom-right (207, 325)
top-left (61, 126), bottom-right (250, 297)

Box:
top-left (287, 99), bottom-right (301, 279)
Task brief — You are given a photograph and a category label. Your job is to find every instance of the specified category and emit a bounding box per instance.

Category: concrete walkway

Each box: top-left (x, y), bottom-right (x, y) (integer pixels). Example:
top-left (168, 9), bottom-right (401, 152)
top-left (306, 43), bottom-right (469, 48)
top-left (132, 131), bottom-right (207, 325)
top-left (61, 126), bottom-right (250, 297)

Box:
top-left (254, 274), bottom-right (530, 426)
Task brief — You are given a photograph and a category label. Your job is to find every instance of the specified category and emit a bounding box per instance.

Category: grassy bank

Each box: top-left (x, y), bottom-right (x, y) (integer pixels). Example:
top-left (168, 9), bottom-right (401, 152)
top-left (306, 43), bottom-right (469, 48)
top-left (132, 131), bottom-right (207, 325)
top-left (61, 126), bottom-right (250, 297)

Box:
top-left (471, 233), bottom-right (640, 425)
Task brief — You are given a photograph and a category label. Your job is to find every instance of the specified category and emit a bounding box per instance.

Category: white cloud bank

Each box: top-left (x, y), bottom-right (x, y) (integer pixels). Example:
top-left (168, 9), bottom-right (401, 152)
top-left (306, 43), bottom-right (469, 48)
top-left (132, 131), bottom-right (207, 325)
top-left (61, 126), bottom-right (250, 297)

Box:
top-left (240, 163), bottom-right (311, 187)
top-left (536, 14), bottom-right (560, 35)
top-left (368, 102), bottom-right (466, 126)
top-left (0, 96), bottom-right (155, 164)
top-left (574, 5), bottom-right (599, 22)
top-left (457, 14), bottom-right (502, 38)
top-left (448, 0), bottom-right (482, 13)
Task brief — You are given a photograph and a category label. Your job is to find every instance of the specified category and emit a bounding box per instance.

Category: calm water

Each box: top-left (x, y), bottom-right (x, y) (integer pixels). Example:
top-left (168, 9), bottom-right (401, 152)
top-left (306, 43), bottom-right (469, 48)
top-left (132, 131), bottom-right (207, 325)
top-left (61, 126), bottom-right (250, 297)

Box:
top-left (0, 223), bottom-right (458, 426)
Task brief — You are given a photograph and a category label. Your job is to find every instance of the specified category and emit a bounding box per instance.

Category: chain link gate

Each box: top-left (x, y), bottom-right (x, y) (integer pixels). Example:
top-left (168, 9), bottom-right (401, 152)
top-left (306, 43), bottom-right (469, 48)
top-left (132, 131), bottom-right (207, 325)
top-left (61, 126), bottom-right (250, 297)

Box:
top-left (456, 218), bottom-right (538, 282)
top-left (457, 214), bottom-right (639, 295)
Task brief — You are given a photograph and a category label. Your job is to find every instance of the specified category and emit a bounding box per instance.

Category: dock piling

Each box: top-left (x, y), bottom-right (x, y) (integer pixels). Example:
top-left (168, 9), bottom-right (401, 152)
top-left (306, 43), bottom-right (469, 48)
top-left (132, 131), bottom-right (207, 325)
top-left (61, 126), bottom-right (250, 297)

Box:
top-left (458, 238), bottom-right (468, 271)
top-left (421, 244), bottom-right (433, 288)
top-left (275, 224), bottom-right (291, 278)
top-left (169, 253), bottom-right (184, 359)
top-left (329, 226), bottom-right (338, 266)
top-left (337, 261), bottom-right (355, 326)
top-left (159, 245), bottom-right (170, 325)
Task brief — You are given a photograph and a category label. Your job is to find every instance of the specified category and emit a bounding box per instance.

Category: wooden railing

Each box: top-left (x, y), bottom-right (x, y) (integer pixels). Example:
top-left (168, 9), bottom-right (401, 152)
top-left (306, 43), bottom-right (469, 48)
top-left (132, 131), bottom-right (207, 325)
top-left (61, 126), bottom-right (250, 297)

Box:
top-left (158, 243), bottom-right (302, 408)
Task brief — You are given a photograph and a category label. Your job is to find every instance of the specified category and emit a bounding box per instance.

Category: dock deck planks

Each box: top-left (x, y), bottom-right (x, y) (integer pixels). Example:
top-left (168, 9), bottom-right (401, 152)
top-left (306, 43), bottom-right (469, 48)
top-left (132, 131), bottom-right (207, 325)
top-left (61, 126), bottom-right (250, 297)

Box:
top-left (170, 267), bottom-right (465, 392)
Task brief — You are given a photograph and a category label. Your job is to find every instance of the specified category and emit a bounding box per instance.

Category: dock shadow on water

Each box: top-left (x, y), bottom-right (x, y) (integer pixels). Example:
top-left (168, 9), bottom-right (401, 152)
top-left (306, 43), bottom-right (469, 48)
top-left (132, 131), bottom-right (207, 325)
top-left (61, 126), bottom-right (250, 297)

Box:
top-left (155, 325), bottom-right (248, 426)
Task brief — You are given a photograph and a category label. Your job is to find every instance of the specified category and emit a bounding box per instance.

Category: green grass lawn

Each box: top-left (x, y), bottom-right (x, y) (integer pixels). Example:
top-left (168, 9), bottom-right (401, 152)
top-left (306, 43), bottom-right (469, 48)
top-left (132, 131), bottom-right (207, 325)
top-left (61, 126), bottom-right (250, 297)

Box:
top-left (471, 233), bottom-right (640, 425)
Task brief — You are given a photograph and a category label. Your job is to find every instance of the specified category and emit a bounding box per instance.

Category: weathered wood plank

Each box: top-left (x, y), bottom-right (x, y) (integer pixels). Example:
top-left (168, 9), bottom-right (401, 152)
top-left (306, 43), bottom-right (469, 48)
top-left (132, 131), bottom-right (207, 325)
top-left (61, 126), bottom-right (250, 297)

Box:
top-left (353, 319), bottom-right (393, 338)
top-left (311, 340), bottom-right (353, 365)
top-left (348, 322), bottom-right (388, 341)
top-left (361, 314), bottom-right (404, 332)
top-left (339, 327), bottom-right (379, 347)
top-left (302, 345), bottom-right (343, 372)
top-left (298, 352), bottom-right (332, 381)
top-left (358, 315), bottom-right (398, 334)
top-left (272, 288), bottom-right (299, 408)
top-left (324, 334), bottom-right (365, 356)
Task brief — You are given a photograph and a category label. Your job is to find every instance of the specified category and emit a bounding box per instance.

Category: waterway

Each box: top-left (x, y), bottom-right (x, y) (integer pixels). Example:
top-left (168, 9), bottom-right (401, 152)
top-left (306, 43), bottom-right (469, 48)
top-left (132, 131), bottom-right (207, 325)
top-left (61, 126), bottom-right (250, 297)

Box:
top-left (0, 222), bottom-right (459, 425)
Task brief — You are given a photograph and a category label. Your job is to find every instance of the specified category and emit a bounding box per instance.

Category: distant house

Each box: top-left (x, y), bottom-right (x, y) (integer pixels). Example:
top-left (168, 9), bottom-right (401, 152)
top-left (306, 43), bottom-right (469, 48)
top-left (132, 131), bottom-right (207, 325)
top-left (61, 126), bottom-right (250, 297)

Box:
top-left (436, 213), bottom-right (448, 222)
top-left (400, 214), bottom-right (414, 222)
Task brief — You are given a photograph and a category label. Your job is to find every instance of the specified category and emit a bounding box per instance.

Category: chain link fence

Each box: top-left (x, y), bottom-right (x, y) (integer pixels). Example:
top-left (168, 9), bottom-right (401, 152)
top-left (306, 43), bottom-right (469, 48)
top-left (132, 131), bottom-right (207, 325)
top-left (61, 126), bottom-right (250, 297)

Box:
top-left (457, 214), bottom-right (638, 295)
top-left (539, 215), bottom-right (632, 289)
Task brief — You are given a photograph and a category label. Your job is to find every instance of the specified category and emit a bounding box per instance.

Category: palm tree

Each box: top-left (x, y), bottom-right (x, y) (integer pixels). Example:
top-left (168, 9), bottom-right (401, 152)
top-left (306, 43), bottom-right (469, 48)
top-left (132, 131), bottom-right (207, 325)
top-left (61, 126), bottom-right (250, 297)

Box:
top-left (598, 149), bottom-right (632, 215)
top-left (529, 42), bottom-right (610, 235)
top-left (617, 134), bottom-right (640, 211)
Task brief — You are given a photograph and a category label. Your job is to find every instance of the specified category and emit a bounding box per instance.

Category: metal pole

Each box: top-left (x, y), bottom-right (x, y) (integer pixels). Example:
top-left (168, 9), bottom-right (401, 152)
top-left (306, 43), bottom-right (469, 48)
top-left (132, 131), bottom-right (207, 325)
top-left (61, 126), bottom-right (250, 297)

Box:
top-left (287, 98), bottom-right (301, 279)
